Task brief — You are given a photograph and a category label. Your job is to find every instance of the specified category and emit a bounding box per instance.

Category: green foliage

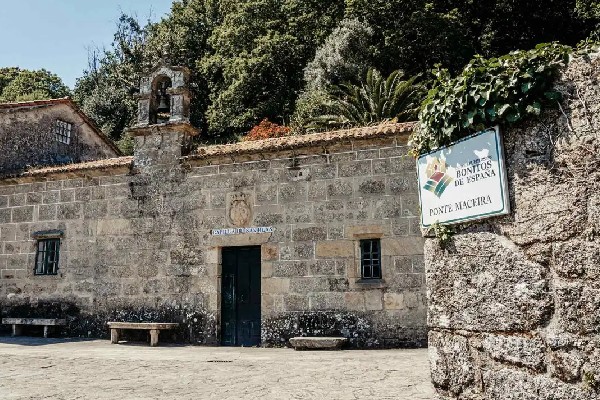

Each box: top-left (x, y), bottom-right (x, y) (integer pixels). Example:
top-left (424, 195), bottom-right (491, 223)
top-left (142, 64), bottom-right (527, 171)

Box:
top-left (583, 370), bottom-right (600, 391)
top-left (73, 14), bottom-right (151, 140)
top-left (346, 0), bottom-right (593, 77)
top-left (576, 0), bottom-right (600, 38)
top-left (291, 18), bottom-right (374, 131)
top-left (68, 0), bottom-right (598, 143)
top-left (200, 0), bottom-right (344, 136)
top-left (431, 222), bottom-right (453, 249)
top-left (306, 69), bottom-right (424, 130)
top-left (0, 68), bottom-right (70, 102)
top-left (303, 18), bottom-right (374, 90)
top-left (576, 0), bottom-right (600, 19)
top-left (291, 89), bottom-right (333, 133)
top-left (412, 43), bottom-right (572, 156)
top-left (116, 134), bottom-right (135, 156)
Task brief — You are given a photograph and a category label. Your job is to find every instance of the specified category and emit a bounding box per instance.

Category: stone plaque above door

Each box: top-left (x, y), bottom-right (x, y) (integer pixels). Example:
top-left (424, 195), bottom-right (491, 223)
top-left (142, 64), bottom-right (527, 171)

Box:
top-left (226, 192), bottom-right (254, 227)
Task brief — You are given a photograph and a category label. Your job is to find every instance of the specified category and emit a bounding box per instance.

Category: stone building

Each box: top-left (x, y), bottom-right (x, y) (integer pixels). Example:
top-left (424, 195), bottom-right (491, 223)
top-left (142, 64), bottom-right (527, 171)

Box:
top-left (0, 65), bottom-right (426, 348)
top-left (0, 97), bottom-right (121, 174)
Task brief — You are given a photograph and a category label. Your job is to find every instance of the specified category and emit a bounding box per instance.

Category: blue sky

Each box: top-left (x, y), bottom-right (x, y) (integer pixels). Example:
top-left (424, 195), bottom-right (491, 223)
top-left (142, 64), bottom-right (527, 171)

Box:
top-left (0, 0), bottom-right (173, 88)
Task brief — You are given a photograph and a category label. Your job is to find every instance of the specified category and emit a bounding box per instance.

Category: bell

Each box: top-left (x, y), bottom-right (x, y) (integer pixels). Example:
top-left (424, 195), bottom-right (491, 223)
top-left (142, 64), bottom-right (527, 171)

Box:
top-left (157, 94), bottom-right (170, 114)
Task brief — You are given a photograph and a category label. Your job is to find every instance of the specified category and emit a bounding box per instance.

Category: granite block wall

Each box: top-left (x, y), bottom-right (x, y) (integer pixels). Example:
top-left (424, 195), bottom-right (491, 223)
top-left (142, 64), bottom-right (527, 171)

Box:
top-left (0, 126), bottom-right (426, 347)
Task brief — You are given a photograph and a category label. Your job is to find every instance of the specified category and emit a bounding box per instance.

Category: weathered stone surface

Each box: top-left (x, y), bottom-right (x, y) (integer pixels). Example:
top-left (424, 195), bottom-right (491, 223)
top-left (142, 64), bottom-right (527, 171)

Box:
top-left (426, 233), bottom-right (551, 332)
top-left (552, 240), bottom-right (600, 281)
top-left (0, 117), bottom-right (425, 348)
top-left (550, 348), bottom-right (585, 383)
top-left (483, 368), bottom-right (592, 400)
top-left (481, 333), bottom-right (546, 371)
top-left (289, 336), bottom-right (348, 350)
top-left (315, 241), bottom-right (354, 258)
top-left (426, 55), bottom-right (600, 399)
top-left (428, 331), bottom-right (476, 396)
top-left (555, 283), bottom-right (600, 334)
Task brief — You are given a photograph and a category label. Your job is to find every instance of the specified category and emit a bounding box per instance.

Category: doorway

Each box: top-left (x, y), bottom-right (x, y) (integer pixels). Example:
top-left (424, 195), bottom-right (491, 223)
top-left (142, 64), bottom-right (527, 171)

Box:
top-left (221, 246), bottom-right (261, 346)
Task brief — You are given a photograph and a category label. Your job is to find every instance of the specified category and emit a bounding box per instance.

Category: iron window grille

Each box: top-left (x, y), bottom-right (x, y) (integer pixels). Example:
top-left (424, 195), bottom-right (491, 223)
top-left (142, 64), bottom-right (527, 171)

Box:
top-left (360, 239), bottom-right (382, 279)
top-left (34, 238), bottom-right (61, 275)
top-left (53, 120), bottom-right (72, 144)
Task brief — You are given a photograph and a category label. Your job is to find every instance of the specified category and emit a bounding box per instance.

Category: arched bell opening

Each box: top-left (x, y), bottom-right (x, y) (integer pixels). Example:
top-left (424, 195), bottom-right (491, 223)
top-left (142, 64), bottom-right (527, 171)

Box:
top-left (150, 75), bottom-right (173, 124)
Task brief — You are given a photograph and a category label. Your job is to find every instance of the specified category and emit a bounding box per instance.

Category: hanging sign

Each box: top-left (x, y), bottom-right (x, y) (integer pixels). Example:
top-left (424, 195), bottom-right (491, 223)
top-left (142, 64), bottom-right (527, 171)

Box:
top-left (417, 127), bottom-right (510, 227)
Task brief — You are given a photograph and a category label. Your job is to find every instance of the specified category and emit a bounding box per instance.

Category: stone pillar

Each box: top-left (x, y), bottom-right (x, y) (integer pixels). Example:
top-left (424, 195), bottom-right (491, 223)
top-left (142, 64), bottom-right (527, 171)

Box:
top-left (150, 329), bottom-right (159, 347)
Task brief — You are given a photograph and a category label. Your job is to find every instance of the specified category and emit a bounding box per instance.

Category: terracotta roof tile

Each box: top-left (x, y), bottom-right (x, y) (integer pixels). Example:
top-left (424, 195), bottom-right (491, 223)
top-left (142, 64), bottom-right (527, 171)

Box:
top-left (0, 122), bottom-right (415, 181)
top-left (0, 157), bottom-right (133, 180)
top-left (188, 121), bottom-right (415, 160)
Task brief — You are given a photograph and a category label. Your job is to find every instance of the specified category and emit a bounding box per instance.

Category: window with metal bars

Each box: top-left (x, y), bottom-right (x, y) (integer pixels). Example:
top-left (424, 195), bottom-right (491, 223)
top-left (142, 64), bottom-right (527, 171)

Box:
top-left (34, 239), bottom-right (60, 275)
top-left (360, 239), bottom-right (382, 279)
top-left (53, 120), bottom-right (72, 144)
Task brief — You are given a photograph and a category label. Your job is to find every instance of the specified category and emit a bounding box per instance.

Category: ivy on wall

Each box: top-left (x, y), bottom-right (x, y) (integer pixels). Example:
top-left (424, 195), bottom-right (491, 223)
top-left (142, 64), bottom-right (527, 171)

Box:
top-left (410, 43), bottom-right (576, 156)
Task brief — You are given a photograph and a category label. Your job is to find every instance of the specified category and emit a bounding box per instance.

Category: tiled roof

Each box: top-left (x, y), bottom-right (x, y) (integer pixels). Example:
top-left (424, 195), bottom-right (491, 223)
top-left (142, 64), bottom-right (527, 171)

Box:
top-left (0, 97), bottom-right (122, 155)
top-left (188, 121), bottom-right (415, 160)
top-left (0, 157), bottom-right (133, 180)
top-left (0, 121), bottom-right (415, 181)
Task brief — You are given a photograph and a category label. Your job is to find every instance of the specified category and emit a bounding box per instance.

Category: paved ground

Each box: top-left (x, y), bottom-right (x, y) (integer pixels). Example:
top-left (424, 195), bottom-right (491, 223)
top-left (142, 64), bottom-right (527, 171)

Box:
top-left (0, 337), bottom-right (433, 400)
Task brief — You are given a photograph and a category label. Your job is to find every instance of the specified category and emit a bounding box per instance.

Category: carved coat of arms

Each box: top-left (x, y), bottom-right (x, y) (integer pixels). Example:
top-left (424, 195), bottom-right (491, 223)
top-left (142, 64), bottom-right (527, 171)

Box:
top-left (227, 193), bottom-right (253, 227)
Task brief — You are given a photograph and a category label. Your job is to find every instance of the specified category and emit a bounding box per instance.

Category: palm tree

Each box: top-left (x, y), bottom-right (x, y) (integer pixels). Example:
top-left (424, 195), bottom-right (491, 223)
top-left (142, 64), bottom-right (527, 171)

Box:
top-left (307, 68), bottom-right (424, 130)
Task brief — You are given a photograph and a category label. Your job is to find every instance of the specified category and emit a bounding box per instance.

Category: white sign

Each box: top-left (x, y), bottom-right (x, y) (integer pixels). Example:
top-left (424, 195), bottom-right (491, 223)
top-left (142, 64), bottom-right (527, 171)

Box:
top-left (211, 227), bottom-right (275, 236)
top-left (417, 127), bottom-right (510, 227)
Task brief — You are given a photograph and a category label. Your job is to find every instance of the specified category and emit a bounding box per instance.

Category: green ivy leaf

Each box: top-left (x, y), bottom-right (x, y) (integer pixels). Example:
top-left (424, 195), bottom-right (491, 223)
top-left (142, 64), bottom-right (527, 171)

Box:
top-left (506, 111), bottom-right (520, 123)
top-left (497, 104), bottom-right (510, 116)
top-left (544, 91), bottom-right (561, 101)
top-left (526, 101), bottom-right (542, 115)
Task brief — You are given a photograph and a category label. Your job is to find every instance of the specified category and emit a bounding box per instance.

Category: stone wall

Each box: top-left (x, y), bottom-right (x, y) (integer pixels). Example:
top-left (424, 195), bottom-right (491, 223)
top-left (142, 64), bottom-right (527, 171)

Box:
top-left (0, 124), bottom-right (426, 347)
top-left (426, 56), bottom-right (600, 398)
top-left (0, 101), bottom-right (119, 174)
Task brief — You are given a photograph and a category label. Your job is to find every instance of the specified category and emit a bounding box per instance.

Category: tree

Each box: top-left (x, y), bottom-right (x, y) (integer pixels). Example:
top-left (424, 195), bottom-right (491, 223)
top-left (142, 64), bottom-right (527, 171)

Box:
top-left (292, 18), bottom-right (374, 131)
top-left (345, 0), bottom-right (473, 76)
top-left (74, 3), bottom-right (221, 143)
top-left (200, 0), bottom-right (345, 137)
top-left (303, 18), bottom-right (374, 91)
top-left (71, 0), bottom-right (597, 142)
top-left (345, 0), bottom-right (595, 76)
top-left (306, 68), bottom-right (424, 130)
top-left (74, 14), bottom-right (151, 142)
top-left (0, 68), bottom-right (70, 102)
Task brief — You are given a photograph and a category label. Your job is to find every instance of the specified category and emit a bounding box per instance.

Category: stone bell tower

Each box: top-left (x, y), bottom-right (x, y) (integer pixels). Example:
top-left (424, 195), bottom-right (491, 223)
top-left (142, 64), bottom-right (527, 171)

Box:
top-left (127, 62), bottom-right (199, 169)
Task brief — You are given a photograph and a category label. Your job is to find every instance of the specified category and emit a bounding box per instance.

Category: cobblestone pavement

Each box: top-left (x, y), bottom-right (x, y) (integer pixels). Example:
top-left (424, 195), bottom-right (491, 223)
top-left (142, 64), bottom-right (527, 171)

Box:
top-left (0, 337), bottom-right (433, 400)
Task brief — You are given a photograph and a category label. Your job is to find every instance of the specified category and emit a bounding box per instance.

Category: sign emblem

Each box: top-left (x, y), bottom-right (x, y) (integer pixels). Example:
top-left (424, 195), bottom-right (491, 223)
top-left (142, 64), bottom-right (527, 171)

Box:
top-left (423, 157), bottom-right (453, 198)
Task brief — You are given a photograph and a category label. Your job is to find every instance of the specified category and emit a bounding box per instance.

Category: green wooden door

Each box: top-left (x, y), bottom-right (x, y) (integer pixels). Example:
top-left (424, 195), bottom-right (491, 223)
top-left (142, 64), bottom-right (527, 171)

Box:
top-left (221, 246), bottom-right (261, 346)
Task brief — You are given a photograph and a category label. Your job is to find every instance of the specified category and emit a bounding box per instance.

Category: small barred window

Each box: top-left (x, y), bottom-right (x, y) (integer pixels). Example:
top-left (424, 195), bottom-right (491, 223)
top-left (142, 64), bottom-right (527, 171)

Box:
top-left (360, 239), bottom-right (382, 279)
top-left (53, 120), bottom-right (72, 144)
top-left (34, 238), bottom-right (61, 275)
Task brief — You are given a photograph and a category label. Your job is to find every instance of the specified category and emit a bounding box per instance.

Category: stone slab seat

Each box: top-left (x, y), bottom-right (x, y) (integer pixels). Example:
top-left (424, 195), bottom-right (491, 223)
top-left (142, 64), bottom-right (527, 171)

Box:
top-left (289, 337), bottom-right (348, 351)
top-left (107, 322), bottom-right (179, 347)
top-left (2, 318), bottom-right (66, 338)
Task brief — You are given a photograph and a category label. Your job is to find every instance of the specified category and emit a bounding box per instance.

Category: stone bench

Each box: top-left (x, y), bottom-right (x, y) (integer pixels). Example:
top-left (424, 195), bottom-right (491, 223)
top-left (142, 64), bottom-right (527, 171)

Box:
top-left (107, 322), bottom-right (179, 347)
top-left (289, 337), bottom-right (348, 351)
top-left (2, 318), bottom-right (66, 338)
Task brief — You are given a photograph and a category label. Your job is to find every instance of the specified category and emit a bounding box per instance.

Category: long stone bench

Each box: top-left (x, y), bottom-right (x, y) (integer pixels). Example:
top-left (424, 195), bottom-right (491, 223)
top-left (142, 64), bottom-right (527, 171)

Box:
top-left (107, 322), bottom-right (179, 347)
top-left (289, 337), bottom-right (348, 350)
top-left (2, 318), bottom-right (66, 338)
